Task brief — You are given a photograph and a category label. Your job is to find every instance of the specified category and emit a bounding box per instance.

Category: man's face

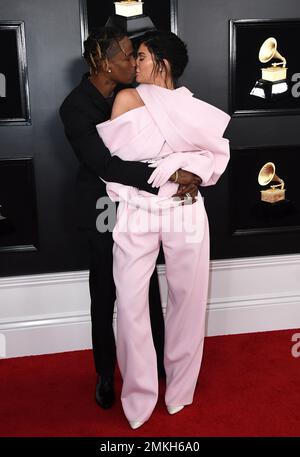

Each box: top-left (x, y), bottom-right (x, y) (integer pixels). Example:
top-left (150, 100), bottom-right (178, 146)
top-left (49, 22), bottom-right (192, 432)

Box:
top-left (108, 37), bottom-right (136, 84)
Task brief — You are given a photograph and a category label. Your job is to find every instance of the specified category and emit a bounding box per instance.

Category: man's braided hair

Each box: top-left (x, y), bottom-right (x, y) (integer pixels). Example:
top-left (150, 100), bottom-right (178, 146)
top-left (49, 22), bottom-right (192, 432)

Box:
top-left (83, 27), bottom-right (126, 74)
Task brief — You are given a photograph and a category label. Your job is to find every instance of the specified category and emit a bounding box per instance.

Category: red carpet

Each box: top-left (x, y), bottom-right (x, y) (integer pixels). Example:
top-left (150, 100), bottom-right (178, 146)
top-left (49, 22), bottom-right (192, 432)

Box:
top-left (0, 329), bottom-right (299, 437)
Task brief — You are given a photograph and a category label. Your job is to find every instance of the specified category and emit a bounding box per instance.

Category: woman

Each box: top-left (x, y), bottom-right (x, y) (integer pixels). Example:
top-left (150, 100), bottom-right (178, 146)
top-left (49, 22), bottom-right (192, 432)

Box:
top-left (97, 31), bottom-right (230, 429)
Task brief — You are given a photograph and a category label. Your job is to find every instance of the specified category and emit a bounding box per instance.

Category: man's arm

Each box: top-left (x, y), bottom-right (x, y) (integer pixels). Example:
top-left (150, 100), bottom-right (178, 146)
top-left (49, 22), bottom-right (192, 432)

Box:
top-left (59, 101), bottom-right (159, 195)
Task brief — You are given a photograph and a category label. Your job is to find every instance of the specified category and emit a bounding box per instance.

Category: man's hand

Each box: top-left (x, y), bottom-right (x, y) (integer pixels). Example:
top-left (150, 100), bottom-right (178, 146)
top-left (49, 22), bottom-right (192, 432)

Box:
top-left (172, 182), bottom-right (199, 204)
top-left (170, 169), bottom-right (202, 186)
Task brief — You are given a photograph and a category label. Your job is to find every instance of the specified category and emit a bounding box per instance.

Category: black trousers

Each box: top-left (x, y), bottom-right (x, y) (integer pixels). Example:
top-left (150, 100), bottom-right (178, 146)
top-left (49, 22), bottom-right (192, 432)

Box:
top-left (85, 228), bottom-right (165, 377)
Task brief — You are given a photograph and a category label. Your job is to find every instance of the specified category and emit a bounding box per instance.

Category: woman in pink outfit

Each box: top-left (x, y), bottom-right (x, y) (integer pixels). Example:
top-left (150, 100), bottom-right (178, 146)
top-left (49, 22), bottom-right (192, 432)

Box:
top-left (96, 31), bottom-right (230, 429)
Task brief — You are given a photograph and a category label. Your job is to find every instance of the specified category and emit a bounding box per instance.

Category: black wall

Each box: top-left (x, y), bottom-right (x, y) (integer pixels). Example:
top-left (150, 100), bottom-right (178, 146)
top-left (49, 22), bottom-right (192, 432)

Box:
top-left (0, 0), bottom-right (300, 278)
top-left (179, 0), bottom-right (300, 259)
top-left (0, 0), bottom-right (88, 276)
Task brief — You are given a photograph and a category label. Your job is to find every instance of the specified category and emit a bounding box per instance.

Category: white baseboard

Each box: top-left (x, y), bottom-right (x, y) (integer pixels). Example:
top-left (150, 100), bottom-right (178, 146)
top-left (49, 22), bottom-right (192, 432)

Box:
top-left (1, 254), bottom-right (300, 359)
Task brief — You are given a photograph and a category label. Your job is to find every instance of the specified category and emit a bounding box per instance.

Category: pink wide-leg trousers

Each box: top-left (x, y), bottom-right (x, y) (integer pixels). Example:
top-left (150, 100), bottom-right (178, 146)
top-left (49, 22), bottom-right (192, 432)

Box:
top-left (112, 195), bottom-right (210, 423)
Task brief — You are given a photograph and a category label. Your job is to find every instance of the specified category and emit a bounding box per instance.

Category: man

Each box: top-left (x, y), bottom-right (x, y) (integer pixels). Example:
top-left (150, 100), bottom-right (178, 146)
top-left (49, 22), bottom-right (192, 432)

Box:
top-left (59, 27), bottom-right (200, 409)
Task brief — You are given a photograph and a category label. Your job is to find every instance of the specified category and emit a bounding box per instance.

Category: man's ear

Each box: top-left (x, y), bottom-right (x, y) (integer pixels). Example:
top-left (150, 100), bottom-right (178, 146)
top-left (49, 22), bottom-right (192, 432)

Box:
top-left (102, 58), bottom-right (113, 74)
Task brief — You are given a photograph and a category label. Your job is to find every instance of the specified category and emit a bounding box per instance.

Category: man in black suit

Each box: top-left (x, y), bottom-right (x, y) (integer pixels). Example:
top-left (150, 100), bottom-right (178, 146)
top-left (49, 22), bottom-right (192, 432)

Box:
top-left (60, 27), bottom-right (201, 409)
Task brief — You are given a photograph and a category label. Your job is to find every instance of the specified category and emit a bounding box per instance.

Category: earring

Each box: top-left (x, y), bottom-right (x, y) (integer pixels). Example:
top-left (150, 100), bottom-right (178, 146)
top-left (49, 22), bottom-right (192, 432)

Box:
top-left (108, 68), bottom-right (112, 73)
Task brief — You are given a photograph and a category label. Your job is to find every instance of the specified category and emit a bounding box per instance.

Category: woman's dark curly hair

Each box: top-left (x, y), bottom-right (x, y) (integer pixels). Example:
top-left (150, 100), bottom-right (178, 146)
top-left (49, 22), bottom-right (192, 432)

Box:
top-left (83, 27), bottom-right (126, 74)
top-left (139, 30), bottom-right (189, 86)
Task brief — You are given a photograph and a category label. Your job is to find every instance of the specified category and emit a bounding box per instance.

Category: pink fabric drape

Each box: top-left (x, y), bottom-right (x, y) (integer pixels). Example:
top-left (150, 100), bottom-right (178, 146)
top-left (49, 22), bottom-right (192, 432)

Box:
top-left (96, 84), bottom-right (230, 207)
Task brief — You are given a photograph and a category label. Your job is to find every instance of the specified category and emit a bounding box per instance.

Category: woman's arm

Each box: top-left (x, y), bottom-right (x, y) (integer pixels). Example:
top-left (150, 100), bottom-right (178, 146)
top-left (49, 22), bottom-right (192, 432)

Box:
top-left (147, 141), bottom-right (230, 189)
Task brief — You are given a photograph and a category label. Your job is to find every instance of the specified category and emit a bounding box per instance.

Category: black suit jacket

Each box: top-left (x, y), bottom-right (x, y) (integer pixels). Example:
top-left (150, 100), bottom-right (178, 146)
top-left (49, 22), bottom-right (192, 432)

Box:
top-left (59, 74), bottom-right (158, 228)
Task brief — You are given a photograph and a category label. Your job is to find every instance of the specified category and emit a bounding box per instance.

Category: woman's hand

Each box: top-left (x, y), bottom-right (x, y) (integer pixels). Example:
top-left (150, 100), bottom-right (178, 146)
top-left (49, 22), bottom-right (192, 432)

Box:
top-left (147, 153), bottom-right (187, 187)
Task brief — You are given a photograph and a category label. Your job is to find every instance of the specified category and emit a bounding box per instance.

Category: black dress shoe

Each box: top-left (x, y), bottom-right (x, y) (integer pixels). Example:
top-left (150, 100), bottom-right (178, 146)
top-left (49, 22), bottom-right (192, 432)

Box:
top-left (95, 374), bottom-right (115, 409)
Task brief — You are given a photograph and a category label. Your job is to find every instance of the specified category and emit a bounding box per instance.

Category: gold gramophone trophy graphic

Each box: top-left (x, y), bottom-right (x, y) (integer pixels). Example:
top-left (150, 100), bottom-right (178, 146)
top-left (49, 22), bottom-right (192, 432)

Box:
top-left (250, 37), bottom-right (288, 100)
top-left (258, 162), bottom-right (286, 204)
top-left (106, 1), bottom-right (156, 38)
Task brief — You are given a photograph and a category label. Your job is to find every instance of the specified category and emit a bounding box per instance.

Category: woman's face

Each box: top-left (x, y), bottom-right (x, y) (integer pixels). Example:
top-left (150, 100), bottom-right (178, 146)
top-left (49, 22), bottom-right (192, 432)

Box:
top-left (135, 43), bottom-right (157, 84)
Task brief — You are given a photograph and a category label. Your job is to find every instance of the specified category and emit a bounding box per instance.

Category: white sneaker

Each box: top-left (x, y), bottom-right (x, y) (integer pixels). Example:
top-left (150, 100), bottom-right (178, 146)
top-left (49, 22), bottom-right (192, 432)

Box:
top-left (166, 405), bottom-right (185, 415)
top-left (129, 421), bottom-right (143, 429)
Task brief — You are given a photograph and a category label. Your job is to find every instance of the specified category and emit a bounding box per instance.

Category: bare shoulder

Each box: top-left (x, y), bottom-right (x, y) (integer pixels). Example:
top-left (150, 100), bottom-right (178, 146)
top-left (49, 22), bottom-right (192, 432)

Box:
top-left (111, 88), bottom-right (144, 120)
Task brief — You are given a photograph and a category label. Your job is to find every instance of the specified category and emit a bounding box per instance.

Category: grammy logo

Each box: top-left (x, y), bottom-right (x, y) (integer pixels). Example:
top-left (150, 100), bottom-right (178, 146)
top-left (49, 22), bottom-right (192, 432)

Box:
top-left (258, 162), bottom-right (286, 203)
top-left (106, 0), bottom-right (155, 39)
top-left (250, 37), bottom-right (288, 100)
top-left (114, 0), bottom-right (144, 18)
